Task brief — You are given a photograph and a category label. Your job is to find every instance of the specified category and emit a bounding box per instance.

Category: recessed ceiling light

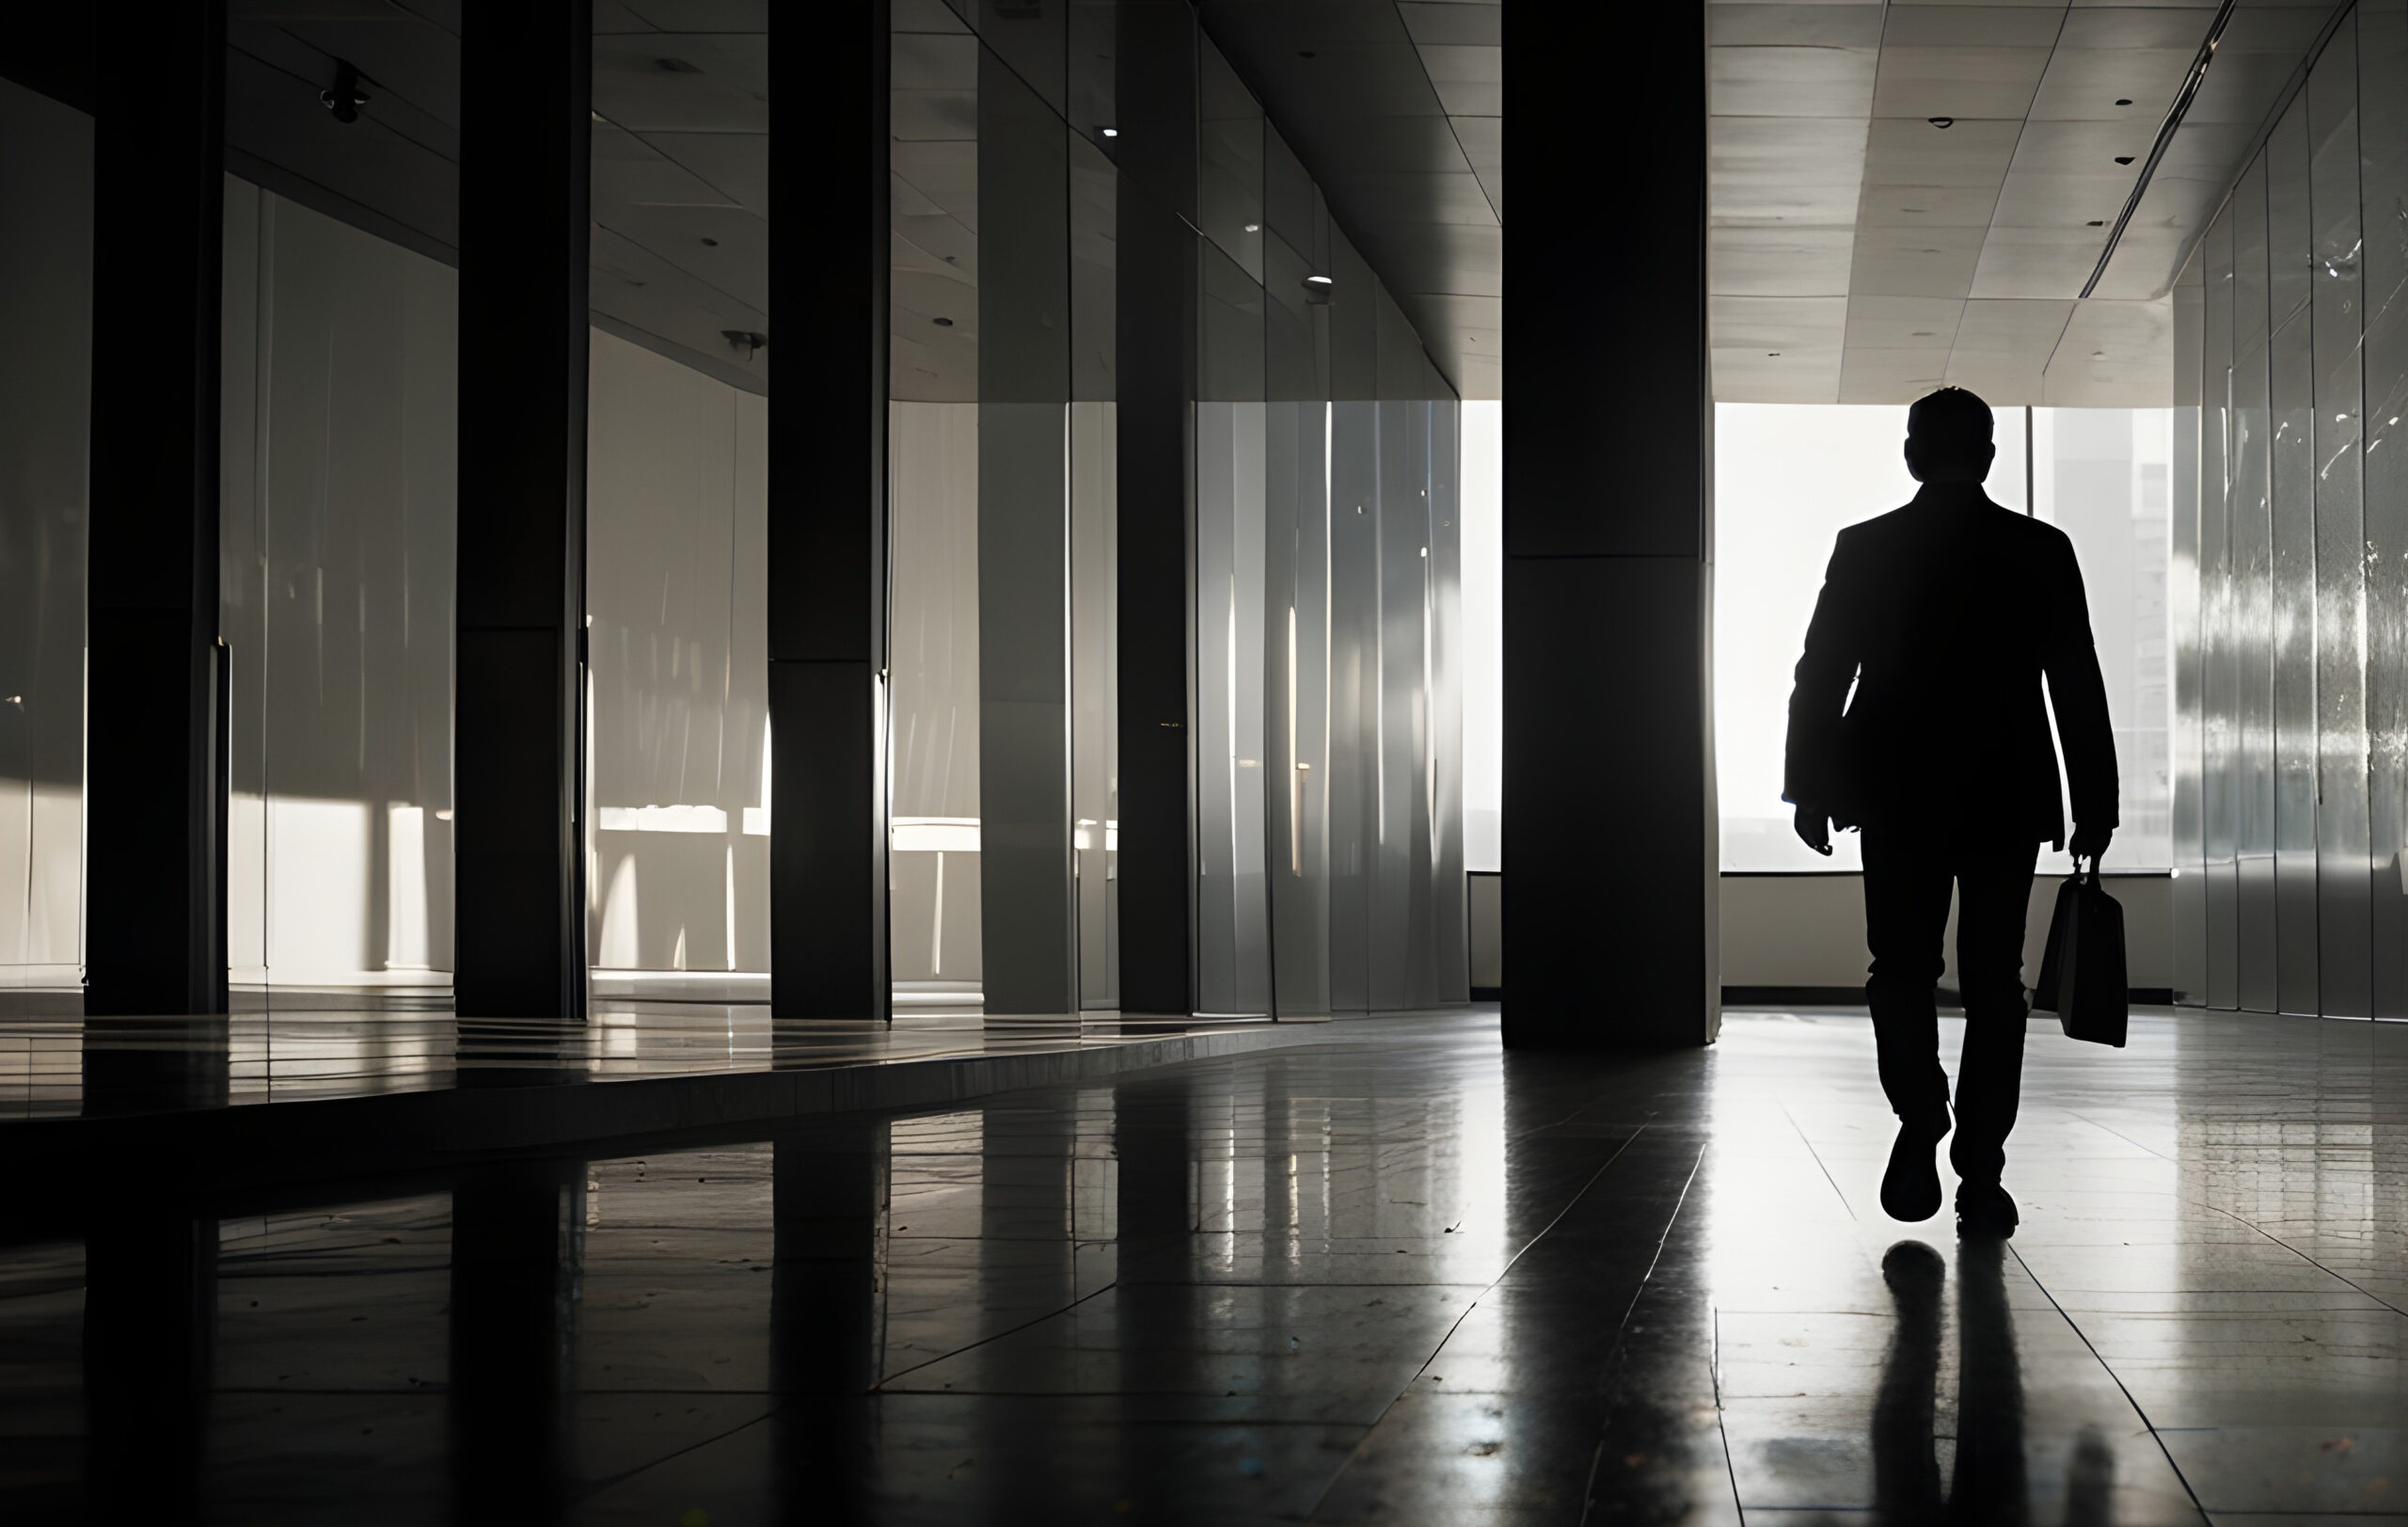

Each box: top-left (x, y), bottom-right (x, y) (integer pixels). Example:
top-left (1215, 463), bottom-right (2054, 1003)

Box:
top-left (1099, 126), bottom-right (1118, 137)
top-left (2115, 98), bottom-right (2133, 106)
top-left (1767, 352), bottom-right (1781, 358)
top-left (1306, 275), bottom-right (1334, 285)
top-left (1927, 117), bottom-right (1954, 129)
top-left (1244, 223), bottom-right (1260, 233)
top-left (2114, 155), bottom-right (2135, 166)
top-left (2087, 219), bottom-right (2105, 227)
top-left (933, 316), bottom-right (954, 327)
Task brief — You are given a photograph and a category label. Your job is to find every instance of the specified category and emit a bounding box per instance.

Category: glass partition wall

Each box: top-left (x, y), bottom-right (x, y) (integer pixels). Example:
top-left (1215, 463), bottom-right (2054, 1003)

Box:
top-left (886, 9), bottom-right (1465, 1017)
top-left (0, 8), bottom-right (1467, 1018)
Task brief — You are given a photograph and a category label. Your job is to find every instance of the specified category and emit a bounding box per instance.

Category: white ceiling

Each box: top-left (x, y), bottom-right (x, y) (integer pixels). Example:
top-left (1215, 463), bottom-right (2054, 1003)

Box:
top-left (1710, 0), bottom-right (2340, 408)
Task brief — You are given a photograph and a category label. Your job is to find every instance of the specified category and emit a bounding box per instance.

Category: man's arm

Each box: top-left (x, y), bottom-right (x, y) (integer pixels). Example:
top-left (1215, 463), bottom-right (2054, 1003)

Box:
top-left (2042, 530), bottom-right (2119, 858)
top-left (1784, 533), bottom-right (1861, 852)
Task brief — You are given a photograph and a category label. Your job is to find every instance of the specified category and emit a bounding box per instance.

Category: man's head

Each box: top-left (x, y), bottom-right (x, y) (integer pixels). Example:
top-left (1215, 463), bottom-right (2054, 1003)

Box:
top-left (1905, 387), bottom-right (1995, 484)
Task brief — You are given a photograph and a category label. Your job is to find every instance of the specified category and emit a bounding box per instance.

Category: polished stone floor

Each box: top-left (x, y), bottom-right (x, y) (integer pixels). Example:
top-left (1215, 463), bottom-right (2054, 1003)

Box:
top-left (6, 1006), bottom-right (2406, 1523)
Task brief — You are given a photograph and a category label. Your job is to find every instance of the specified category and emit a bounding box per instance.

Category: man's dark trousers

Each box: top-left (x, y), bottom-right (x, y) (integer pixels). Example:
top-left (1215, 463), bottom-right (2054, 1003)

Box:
top-left (1861, 827), bottom-right (2040, 1187)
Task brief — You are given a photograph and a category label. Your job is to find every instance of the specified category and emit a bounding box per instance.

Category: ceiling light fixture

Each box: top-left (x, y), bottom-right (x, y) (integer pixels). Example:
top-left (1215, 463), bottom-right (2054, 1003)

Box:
top-left (1305, 273), bottom-right (1335, 305)
top-left (2114, 155), bottom-right (2136, 166)
top-left (933, 316), bottom-right (955, 326)
top-left (2087, 219), bottom-right (2105, 227)
top-left (1244, 223), bottom-right (1260, 233)
top-left (1927, 117), bottom-right (1954, 129)
top-left (2115, 98), bottom-right (2133, 106)
top-left (722, 330), bottom-right (767, 357)
top-left (2083, 0), bottom-right (2242, 299)
top-left (321, 59), bottom-right (371, 123)
top-left (1100, 126), bottom-right (1118, 137)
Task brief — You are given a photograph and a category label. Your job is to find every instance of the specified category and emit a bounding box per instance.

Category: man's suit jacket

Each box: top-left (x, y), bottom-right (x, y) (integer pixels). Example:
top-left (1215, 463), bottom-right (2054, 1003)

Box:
top-left (1782, 484), bottom-right (2118, 848)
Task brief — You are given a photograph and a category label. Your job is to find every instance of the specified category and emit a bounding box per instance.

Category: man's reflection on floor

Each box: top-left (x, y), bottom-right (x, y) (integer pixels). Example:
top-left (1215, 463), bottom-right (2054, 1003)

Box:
top-left (1874, 1239), bottom-right (2116, 1525)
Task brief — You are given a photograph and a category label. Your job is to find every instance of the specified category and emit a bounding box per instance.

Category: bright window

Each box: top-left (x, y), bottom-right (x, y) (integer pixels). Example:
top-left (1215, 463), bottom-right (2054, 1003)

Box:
top-left (1714, 403), bottom-right (2170, 873)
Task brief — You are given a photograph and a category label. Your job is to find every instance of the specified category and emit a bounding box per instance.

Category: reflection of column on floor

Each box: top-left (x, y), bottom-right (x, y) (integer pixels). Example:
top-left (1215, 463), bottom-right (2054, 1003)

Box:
top-left (85, 1208), bottom-right (216, 1518)
top-left (80, 1016), bottom-right (230, 1116)
top-left (973, 1099), bottom-right (1081, 1518)
top-left (450, 1162), bottom-right (584, 1525)
top-left (1113, 1070), bottom-right (1203, 1511)
top-left (771, 1123), bottom-right (887, 1521)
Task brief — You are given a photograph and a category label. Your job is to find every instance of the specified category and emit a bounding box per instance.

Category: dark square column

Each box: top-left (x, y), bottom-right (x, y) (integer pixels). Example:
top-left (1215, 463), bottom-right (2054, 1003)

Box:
top-left (1501, 7), bottom-right (1719, 1048)
top-left (453, 0), bottom-right (592, 1019)
top-left (1114, 3), bottom-right (1201, 1016)
top-left (768, 0), bottom-right (892, 1019)
top-left (84, 0), bottom-right (229, 1017)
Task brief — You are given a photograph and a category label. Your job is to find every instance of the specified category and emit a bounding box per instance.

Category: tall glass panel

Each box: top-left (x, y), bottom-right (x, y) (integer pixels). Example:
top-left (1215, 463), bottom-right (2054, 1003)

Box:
top-left (888, 7), bottom-right (984, 1004)
top-left (1323, 235), bottom-right (1379, 1012)
top-left (1070, 136), bottom-right (1119, 1010)
top-left (2231, 157), bottom-right (2279, 1014)
top-left (0, 79), bottom-right (90, 993)
top-left (974, 45), bottom-right (1074, 1017)
top-left (2172, 253), bottom-right (2207, 1003)
top-left (2363, 0), bottom-right (2408, 1019)
top-left (220, 186), bottom-right (458, 989)
top-left (2202, 202), bottom-right (2240, 1010)
top-left (2267, 97), bottom-right (2320, 1017)
top-left (1427, 386), bottom-right (1468, 1006)
top-left (584, 10), bottom-right (773, 993)
top-left (1196, 245), bottom-right (1270, 1015)
top-left (1264, 231), bottom-right (1329, 1016)
top-left (2310, 21), bottom-right (2371, 1017)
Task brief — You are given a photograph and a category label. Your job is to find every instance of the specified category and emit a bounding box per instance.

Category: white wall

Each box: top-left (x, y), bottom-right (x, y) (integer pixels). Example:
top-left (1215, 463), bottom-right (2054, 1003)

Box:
top-left (1718, 871), bottom-right (2174, 993)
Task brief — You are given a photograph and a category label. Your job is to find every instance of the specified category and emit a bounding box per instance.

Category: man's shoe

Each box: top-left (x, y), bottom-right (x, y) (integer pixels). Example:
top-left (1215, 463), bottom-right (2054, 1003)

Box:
top-left (1879, 1110), bottom-right (1950, 1222)
top-left (1956, 1181), bottom-right (2019, 1239)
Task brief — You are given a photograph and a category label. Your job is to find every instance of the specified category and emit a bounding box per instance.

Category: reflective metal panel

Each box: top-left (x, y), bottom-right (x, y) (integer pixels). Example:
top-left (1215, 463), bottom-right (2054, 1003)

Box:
top-left (2203, 202), bottom-right (2240, 1009)
top-left (2172, 252), bottom-right (2207, 1004)
top-left (2268, 96), bottom-right (2320, 1018)
top-left (1326, 401), bottom-right (1378, 1013)
top-left (1427, 396), bottom-right (1468, 1005)
top-left (2231, 158), bottom-right (2280, 1015)
top-left (1370, 398), bottom-right (1423, 1012)
top-left (2363, 0), bottom-right (2408, 1019)
top-left (2310, 20), bottom-right (2371, 1018)
top-left (1196, 243), bottom-right (1270, 1015)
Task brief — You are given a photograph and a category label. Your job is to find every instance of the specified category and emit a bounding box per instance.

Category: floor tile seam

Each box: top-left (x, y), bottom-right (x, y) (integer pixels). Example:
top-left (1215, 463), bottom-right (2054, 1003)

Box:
top-left (2061, 1108), bottom-right (2180, 1164)
top-left (2006, 1239), bottom-right (2215, 1525)
top-left (1302, 1123), bottom-right (1664, 1522)
top-left (1711, 1303), bottom-right (1751, 1527)
top-left (866, 1276), bottom-right (1122, 1392)
top-left (566, 1399), bottom-right (787, 1501)
top-left (2194, 1203), bottom-right (2408, 1321)
top-left (1575, 1142), bottom-right (1719, 1527)
top-left (1780, 1102), bottom-right (1859, 1223)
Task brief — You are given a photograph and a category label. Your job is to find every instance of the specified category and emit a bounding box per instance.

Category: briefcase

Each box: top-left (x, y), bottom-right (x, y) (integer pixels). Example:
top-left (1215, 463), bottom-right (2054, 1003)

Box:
top-left (2033, 861), bottom-right (2127, 1047)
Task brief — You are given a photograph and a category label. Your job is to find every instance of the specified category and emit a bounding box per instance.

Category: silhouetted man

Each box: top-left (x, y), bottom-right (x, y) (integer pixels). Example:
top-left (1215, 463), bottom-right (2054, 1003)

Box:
top-left (1783, 388), bottom-right (2116, 1238)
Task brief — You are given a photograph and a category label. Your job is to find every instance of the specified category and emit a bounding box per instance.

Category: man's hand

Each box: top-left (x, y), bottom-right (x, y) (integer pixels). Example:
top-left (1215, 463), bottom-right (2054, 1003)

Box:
top-left (2068, 823), bottom-right (2113, 864)
top-left (1793, 803), bottom-right (1832, 856)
